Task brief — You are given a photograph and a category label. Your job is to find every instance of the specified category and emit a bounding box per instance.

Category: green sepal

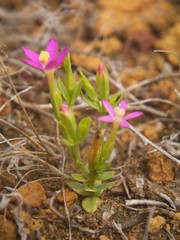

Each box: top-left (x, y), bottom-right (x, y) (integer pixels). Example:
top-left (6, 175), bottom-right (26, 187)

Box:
top-left (64, 54), bottom-right (75, 92)
top-left (59, 112), bottom-right (77, 141)
top-left (48, 80), bottom-right (62, 120)
top-left (80, 71), bottom-right (98, 101)
top-left (57, 77), bottom-right (70, 103)
top-left (70, 79), bottom-right (83, 105)
top-left (82, 197), bottom-right (101, 213)
top-left (96, 72), bottom-right (109, 100)
top-left (77, 117), bottom-right (91, 142)
top-left (81, 94), bottom-right (99, 110)
top-left (110, 91), bottom-right (124, 107)
top-left (72, 173), bottom-right (87, 183)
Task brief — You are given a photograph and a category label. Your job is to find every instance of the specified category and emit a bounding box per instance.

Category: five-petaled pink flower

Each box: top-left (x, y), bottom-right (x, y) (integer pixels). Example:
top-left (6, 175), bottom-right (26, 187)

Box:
top-left (22, 36), bottom-right (68, 72)
top-left (98, 99), bottom-right (143, 128)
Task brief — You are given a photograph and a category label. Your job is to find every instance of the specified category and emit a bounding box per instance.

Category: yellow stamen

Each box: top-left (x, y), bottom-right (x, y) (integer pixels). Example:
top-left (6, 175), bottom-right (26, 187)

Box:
top-left (115, 107), bottom-right (125, 118)
top-left (39, 51), bottom-right (49, 64)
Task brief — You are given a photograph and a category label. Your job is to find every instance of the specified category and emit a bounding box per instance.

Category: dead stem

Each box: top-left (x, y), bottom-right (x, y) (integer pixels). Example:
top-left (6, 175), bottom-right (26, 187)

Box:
top-left (0, 57), bottom-right (50, 154)
top-left (127, 72), bottom-right (180, 92)
top-left (144, 207), bottom-right (155, 240)
top-left (126, 199), bottom-right (169, 208)
top-left (0, 86), bottom-right (32, 113)
top-left (0, 118), bottom-right (46, 151)
top-left (129, 124), bottom-right (180, 165)
top-left (113, 221), bottom-right (128, 240)
top-left (61, 151), bottom-right (72, 240)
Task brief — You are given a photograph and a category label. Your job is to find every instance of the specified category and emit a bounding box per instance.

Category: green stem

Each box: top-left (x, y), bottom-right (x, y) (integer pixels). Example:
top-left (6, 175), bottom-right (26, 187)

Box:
top-left (70, 144), bottom-right (85, 173)
top-left (103, 122), bottom-right (119, 161)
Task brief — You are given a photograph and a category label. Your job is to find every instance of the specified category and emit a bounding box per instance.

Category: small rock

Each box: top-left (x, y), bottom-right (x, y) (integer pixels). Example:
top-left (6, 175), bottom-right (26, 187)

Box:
top-left (72, 52), bottom-right (103, 72)
top-left (95, 37), bottom-right (123, 55)
top-left (18, 182), bottom-right (46, 207)
top-left (143, 122), bottom-right (164, 142)
top-left (99, 235), bottom-right (110, 240)
top-left (149, 215), bottom-right (165, 233)
top-left (147, 151), bottom-right (175, 183)
top-left (57, 189), bottom-right (77, 207)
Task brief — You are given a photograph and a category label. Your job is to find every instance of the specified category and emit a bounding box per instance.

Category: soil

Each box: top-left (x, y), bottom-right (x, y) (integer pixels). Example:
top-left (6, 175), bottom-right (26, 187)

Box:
top-left (0, 0), bottom-right (180, 239)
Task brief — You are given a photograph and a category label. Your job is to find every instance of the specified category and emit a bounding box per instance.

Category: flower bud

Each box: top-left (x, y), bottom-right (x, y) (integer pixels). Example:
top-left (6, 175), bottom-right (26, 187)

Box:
top-left (96, 63), bottom-right (109, 100)
top-left (60, 103), bottom-right (71, 114)
top-left (97, 63), bottom-right (107, 78)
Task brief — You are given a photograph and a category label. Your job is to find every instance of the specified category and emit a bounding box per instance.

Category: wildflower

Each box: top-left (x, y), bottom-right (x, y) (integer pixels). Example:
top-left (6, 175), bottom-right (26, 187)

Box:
top-left (22, 36), bottom-right (68, 72)
top-left (96, 63), bottom-right (109, 100)
top-left (59, 103), bottom-right (71, 115)
top-left (98, 99), bottom-right (142, 128)
top-left (97, 63), bottom-right (107, 78)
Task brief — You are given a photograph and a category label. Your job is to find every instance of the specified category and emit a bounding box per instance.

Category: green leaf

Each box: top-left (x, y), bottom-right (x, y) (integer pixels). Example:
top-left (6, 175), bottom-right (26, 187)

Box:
top-left (67, 181), bottom-right (85, 195)
top-left (70, 80), bottom-right (83, 105)
top-left (96, 182), bottom-right (113, 196)
top-left (110, 91), bottom-right (124, 107)
top-left (82, 197), bottom-right (101, 213)
top-left (101, 75), bottom-right (109, 100)
top-left (64, 54), bottom-right (75, 91)
top-left (57, 77), bottom-right (69, 103)
top-left (77, 117), bottom-right (91, 142)
top-left (60, 114), bottom-right (76, 141)
top-left (81, 94), bottom-right (99, 110)
top-left (80, 71), bottom-right (98, 101)
top-left (72, 173), bottom-right (87, 182)
top-left (62, 137), bottom-right (75, 146)
top-left (84, 186), bottom-right (97, 192)
top-left (98, 171), bottom-right (115, 181)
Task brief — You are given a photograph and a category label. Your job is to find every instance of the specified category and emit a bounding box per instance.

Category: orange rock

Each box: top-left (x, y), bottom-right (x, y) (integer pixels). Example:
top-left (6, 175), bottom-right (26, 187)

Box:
top-left (143, 122), bottom-right (164, 142)
top-left (95, 37), bottom-right (123, 55)
top-left (120, 66), bottom-right (156, 87)
top-left (149, 215), bottom-right (165, 233)
top-left (99, 235), bottom-right (110, 240)
top-left (155, 23), bottom-right (180, 66)
top-left (71, 52), bottom-right (103, 72)
top-left (93, 0), bottom-right (176, 36)
top-left (18, 182), bottom-right (46, 207)
top-left (147, 151), bottom-right (175, 183)
top-left (57, 189), bottom-right (77, 207)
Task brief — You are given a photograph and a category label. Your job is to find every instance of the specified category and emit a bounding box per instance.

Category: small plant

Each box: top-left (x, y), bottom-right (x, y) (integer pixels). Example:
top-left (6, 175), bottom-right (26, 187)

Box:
top-left (22, 36), bottom-right (142, 213)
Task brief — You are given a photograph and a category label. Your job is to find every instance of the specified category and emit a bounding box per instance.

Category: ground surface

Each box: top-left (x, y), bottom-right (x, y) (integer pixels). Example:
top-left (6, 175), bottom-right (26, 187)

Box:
top-left (0, 0), bottom-right (180, 239)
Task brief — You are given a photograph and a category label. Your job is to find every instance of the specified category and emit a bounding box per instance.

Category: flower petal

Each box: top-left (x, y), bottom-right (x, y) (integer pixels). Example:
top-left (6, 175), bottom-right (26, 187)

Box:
top-left (103, 99), bottom-right (116, 117)
top-left (22, 58), bottom-right (43, 70)
top-left (22, 47), bottom-right (39, 62)
top-left (119, 100), bottom-right (127, 111)
top-left (124, 112), bottom-right (143, 120)
top-left (55, 46), bottom-right (69, 67)
top-left (98, 116), bottom-right (113, 123)
top-left (45, 60), bottom-right (56, 70)
top-left (119, 120), bottom-right (129, 128)
top-left (46, 36), bottom-right (58, 61)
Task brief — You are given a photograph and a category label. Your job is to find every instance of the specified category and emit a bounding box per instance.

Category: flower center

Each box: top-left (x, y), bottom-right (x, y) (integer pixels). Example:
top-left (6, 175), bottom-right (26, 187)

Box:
top-left (115, 107), bottom-right (125, 120)
top-left (39, 51), bottom-right (49, 64)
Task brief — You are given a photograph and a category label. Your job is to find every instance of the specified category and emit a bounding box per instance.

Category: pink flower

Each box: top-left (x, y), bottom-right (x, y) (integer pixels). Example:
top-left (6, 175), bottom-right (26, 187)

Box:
top-left (97, 63), bottom-right (107, 77)
top-left (22, 36), bottom-right (68, 72)
top-left (98, 99), bottom-right (143, 128)
top-left (59, 103), bottom-right (71, 114)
